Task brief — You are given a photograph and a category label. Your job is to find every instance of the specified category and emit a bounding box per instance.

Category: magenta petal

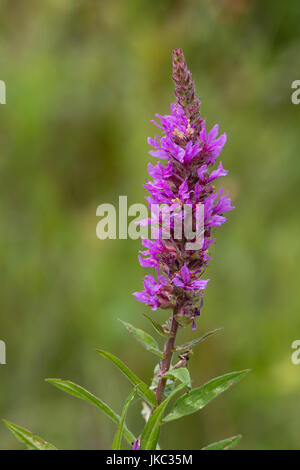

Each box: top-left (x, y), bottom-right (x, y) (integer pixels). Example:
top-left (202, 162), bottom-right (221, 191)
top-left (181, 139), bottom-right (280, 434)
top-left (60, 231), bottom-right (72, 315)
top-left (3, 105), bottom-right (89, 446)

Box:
top-left (173, 277), bottom-right (184, 288)
top-left (132, 440), bottom-right (140, 450)
top-left (180, 264), bottom-right (190, 284)
top-left (208, 124), bottom-right (219, 142)
top-left (190, 279), bottom-right (210, 290)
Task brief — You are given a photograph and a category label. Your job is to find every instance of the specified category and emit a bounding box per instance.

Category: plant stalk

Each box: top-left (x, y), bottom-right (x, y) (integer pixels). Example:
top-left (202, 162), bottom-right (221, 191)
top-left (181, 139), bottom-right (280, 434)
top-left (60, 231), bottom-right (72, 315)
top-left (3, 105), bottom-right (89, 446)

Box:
top-left (155, 301), bottom-right (181, 405)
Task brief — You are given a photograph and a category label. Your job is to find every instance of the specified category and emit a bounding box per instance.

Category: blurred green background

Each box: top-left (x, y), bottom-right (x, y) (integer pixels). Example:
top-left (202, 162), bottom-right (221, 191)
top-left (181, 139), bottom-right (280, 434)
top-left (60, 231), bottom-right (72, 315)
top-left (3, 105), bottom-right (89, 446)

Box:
top-left (0, 0), bottom-right (300, 450)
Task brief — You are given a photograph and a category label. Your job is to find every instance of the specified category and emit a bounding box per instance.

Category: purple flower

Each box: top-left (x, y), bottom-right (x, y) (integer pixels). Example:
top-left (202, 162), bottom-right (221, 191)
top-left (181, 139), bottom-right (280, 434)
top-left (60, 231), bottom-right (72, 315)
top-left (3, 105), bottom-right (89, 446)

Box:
top-left (132, 440), bottom-right (140, 450)
top-left (147, 161), bottom-right (173, 180)
top-left (199, 122), bottom-right (227, 166)
top-left (190, 298), bottom-right (204, 330)
top-left (133, 274), bottom-right (171, 310)
top-left (172, 264), bottom-right (209, 291)
top-left (198, 161), bottom-right (228, 184)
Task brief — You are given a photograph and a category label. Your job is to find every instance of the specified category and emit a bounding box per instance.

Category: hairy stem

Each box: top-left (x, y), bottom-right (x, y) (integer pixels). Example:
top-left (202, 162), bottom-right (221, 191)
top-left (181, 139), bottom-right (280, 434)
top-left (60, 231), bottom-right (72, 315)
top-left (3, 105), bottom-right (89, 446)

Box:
top-left (155, 302), bottom-right (181, 405)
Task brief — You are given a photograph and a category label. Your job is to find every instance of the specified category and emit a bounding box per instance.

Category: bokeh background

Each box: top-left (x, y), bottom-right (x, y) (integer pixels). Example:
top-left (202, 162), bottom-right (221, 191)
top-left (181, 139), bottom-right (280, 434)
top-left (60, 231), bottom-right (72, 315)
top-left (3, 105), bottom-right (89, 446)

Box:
top-left (0, 0), bottom-right (300, 450)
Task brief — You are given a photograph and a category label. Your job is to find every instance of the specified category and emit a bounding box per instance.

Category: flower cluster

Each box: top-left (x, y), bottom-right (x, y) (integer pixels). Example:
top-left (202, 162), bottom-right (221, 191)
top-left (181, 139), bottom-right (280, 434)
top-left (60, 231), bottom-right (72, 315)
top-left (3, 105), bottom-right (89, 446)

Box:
top-left (134, 49), bottom-right (234, 329)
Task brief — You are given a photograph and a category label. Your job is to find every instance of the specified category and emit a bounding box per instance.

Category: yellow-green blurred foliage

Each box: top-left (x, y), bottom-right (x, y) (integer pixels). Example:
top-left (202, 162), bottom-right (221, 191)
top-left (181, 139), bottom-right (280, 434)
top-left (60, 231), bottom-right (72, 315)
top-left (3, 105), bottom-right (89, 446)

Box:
top-left (0, 0), bottom-right (300, 450)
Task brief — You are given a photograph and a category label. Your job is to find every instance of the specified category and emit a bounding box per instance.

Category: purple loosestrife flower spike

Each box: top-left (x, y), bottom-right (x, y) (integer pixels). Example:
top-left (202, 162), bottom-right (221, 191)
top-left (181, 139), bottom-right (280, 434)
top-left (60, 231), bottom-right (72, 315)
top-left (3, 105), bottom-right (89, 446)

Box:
top-left (134, 49), bottom-right (234, 335)
top-left (134, 50), bottom-right (234, 406)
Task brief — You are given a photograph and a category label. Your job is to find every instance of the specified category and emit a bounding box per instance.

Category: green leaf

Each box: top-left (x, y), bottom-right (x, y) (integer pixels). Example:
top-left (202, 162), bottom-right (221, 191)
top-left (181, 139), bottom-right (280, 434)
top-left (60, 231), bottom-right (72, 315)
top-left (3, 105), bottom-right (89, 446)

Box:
top-left (202, 434), bottom-right (242, 450)
top-left (163, 369), bottom-right (250, 423)
top-left (96, 349), bottom-right (157, 407)
top-left (120, 320), bottom-right (163, 358)
top-left (151, 364), bottom-right (176, 399)
top-left (3, 420), bottom-right (57, 450)
top-left (143, 313), bottom-right (171, 337)
top-left (163, 367), bottom-right (191, 388)
top-left (112, 388), bottom-right (136, 450)
top-left (45, 379), bottom-right (136, 445)
top-left (140, 382), bottom-right (186, 450)
top-left (174, 328), bottom-right (222, 353)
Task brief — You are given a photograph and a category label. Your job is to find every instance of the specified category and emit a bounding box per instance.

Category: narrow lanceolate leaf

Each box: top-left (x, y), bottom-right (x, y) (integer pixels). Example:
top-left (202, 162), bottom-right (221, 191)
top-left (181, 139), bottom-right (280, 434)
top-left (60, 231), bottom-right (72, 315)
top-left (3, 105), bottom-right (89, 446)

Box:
top-left (163, 367), bottom-right (191, 388)
top-left (202, 434), bottom-right (242, 450)
top-left (3, 420), bottom-right (57, 450)
top-left (120, 320), bottom-right (163, 358)
top-left (143, 313), bottom-right (171, 337)
top-left (140, 383), bottom-right (186, 450)
top-left (174, 328), bottom-right (222, 353)
top-left (163, 369), bottom-right (250, 423)
top-left (45, 379), bottom-right (135, 445)
top-left (96, 349), bottom-right (157, 407)
top-left (112, 388), bottom-right (136, 450)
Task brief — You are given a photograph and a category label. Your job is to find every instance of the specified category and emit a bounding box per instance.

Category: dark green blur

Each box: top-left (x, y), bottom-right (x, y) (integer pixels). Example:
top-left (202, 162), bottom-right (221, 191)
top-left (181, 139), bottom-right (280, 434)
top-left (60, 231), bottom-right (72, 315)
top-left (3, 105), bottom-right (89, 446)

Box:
top-left (0, 0), bottom-right (299, 450)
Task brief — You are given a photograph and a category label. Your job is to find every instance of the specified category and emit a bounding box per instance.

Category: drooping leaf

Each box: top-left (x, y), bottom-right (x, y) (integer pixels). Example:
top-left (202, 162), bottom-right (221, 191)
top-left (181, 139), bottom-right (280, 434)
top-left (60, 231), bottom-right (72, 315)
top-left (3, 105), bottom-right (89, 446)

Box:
top-left (174, 328), bottom-right (222, 353)
top-left (96, 349), bottom-right (157, 407)
top-left (120, 320), bottom-right (163, 358)
top-left (112, 388), bottom-right (136, 450)
top-left (163, 367), bottom-right (191, 388)
top-left (3, 420), bottom-right (57, 450)
top-left (140, 382), bottom-right (186, 450)
top-left (45, 379), bottom-right (135, 445)
top-left (163, 369), bottom-right (250, 423)
top-left (202, 434), bottom-right (242, 450)
top-left (143, 313), bottom-right (171, 337)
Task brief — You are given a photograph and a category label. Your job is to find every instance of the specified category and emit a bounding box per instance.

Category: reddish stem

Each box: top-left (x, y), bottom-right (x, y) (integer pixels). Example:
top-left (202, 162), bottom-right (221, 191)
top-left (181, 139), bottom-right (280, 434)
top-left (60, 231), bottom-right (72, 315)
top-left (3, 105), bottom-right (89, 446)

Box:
top-left (155, 302), bottom-right (181, 405)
